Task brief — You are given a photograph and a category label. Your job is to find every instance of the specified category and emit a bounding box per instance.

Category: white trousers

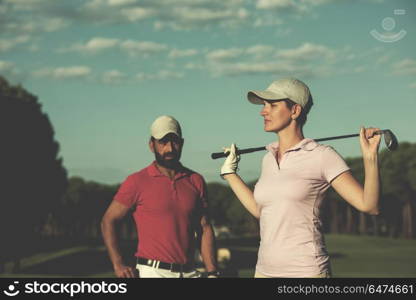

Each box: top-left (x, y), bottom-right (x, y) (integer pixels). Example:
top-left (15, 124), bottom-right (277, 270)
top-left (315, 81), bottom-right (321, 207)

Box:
top-left (136, 264), bottom-right (202, 278)
top-left (254, 271), bottom-right (331, 278)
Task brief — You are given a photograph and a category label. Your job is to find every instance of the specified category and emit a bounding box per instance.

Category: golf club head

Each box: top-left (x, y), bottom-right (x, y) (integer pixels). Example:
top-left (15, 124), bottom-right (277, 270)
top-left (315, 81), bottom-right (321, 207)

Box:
top-left (383, 130), bottom-right (398, 151)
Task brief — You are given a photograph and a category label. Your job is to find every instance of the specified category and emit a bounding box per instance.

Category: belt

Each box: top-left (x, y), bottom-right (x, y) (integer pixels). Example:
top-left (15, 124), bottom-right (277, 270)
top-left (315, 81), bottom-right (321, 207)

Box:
top-left (136, 257), bottom-right (194, 273)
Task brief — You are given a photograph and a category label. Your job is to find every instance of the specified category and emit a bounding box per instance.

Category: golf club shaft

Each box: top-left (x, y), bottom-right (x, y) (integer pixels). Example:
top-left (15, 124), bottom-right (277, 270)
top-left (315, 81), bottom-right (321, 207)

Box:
top-left (211, 130), bottom-right (388, 159)
top-left (211, 146), bottom-right (266, 159)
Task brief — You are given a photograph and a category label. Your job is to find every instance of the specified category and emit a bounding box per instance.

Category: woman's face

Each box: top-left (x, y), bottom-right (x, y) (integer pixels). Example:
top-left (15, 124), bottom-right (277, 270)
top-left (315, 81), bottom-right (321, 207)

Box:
top-left (260, 100), bottom-right (293, 133)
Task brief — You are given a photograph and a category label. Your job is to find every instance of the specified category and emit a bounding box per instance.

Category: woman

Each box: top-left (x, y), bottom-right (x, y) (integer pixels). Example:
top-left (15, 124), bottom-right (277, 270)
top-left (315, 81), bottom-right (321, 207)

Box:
top-left (220, 78), bottom-right (381, 278)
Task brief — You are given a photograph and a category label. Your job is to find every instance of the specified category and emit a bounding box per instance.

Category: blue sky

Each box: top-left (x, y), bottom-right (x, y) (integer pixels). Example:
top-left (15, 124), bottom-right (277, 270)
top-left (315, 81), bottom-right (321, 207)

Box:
top-left (1, 0), bottom-right (415, 184)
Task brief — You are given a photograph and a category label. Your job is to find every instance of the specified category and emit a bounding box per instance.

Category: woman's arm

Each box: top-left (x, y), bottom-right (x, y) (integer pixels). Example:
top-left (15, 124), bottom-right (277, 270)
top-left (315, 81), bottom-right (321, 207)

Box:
top-left (221, 144), bottom-right (260, 219)
top-left (331, 127), bottom-right (381, 215)
top-left (223, 174), bottom-right (260, 218)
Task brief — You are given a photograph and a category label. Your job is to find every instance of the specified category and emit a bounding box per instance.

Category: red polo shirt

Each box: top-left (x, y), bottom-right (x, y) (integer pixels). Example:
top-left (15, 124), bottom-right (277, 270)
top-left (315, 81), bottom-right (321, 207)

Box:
top-left (114, 162), bottom-right (208, 264)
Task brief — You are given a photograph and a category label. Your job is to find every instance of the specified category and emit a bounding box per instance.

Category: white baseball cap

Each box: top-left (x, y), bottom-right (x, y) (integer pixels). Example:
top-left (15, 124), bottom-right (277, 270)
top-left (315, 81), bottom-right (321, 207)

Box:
top-left (150, 115), bottom-right (182, 139)
top-left (247, 78), bottom-right (312, 108)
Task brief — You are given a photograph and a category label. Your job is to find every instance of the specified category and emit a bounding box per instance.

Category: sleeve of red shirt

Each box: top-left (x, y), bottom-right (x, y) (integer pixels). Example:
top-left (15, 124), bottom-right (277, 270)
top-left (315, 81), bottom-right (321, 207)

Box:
top-left (114, 174), bottom-right (139, 209)
top-left (191, 173), bottom-right (209, 210)
top-left (321, 146), bottom-right (350, 183)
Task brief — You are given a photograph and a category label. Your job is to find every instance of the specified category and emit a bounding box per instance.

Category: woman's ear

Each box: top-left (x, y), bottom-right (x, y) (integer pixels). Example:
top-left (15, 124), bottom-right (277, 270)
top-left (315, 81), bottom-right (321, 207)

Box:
top-left (292, 104), bottom-right (302, 120)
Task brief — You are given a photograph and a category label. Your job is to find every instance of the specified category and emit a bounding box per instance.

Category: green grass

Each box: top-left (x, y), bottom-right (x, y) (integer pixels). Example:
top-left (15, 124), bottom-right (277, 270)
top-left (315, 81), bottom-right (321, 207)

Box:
top-left (1, 234), bottom-right (415, 278)
top-left (234, 234), bottom-right (416, 278)
top-left (0, 245), bottom-right (107, 278)
top-left (325, 234), bottom-right (416, 277)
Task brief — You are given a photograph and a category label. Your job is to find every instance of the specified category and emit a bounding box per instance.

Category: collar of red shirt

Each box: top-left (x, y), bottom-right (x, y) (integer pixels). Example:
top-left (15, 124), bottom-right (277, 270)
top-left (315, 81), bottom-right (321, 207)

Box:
top-left (147, 161), bottom-right (190, 180)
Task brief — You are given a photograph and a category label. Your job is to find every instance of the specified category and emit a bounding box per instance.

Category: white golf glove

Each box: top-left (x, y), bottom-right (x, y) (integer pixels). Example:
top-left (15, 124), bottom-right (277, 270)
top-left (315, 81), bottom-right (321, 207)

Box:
top-left (220, 143), bottom-right (240, 178)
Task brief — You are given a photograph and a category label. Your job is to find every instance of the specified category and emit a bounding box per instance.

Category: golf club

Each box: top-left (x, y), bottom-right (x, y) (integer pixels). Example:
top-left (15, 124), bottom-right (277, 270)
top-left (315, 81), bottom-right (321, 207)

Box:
top-left (211, 129), bottom-right (398, 159)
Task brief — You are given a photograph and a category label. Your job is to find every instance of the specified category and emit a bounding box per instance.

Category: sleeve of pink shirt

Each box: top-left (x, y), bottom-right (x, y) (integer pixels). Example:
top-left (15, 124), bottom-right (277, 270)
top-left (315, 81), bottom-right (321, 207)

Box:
top-left (114, 174), bottom-right (138, 208)
top-left (321, 146), bottom-right (350, 183)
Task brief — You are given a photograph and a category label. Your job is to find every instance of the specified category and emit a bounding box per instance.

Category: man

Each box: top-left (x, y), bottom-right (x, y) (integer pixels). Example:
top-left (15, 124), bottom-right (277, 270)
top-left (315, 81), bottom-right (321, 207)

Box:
top-left (101, 115), bottom-right (219, 278)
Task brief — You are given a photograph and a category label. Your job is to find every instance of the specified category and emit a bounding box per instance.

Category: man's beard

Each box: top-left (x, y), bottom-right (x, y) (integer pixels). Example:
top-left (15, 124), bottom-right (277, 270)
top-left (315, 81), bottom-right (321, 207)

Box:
top-left (154, 151), bottom-right (181, 169)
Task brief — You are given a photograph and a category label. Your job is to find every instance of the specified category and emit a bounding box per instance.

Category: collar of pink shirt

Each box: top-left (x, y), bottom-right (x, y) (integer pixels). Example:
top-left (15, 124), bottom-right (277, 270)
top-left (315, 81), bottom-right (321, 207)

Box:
top-left (266, 138), bottom-right (319, 154)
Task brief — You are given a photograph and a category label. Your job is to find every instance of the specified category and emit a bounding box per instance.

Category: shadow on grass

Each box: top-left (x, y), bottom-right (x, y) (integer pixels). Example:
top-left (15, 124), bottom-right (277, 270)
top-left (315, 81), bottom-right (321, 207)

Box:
top-left (11, 236), bottom-right (347, 277)
top-left (18, 242), bottom-right (136, 276)
top-left (221, 249), bottom-right (258, 277)
top-left (16, 238), bottom-right (259, 277)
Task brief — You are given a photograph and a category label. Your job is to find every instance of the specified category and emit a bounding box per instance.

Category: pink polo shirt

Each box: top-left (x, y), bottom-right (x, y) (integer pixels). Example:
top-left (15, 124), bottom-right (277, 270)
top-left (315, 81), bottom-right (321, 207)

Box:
top-left (114, 162), bottom-right (208, 264)
top-left (254, 138), bottom-right (350, 277)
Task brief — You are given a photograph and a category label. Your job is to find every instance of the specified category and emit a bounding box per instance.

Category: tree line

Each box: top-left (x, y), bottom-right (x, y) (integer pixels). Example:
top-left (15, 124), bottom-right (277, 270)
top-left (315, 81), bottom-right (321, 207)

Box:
top-left (40, 144), bottom-right (416, 241)
top-left (1, 75), bottom-right (415, 272)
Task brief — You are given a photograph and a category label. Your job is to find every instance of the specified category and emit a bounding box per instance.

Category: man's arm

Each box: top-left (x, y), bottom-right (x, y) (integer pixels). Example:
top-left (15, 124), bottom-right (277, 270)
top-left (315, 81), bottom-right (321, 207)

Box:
top-left (101, 200), bottom-right (136, 278)
top-left (199, 214), bottom-right (218, 275)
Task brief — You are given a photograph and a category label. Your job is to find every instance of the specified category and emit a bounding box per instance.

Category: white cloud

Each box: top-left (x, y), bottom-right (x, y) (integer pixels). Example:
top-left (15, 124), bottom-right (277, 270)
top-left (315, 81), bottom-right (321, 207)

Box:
top-left (256, 0), bottom-right (305, 12)
top-left (392, 59), bottom-right (416, 76)
top-left (173, 7), bottom-right (247, 23)
top-left (0, 60), bottom-right (20, 79)
top-left (376, 55), bottom-right (391, 65)
top-left (62, 37), bottom-right (120, 54)
top-left (43, 18), bottom-right (69, 32)
top-left (354, 66), bottom-right (366, 73)
top-left (102, 70), bottom-right (127, 84)
top-left (121, 7), bottom-right (156, 21)
top-left (209, 61), bottom-right (293, 77)
top-left (253, 17), bottom-right (283, 27)
top-left (300, 0), bottom-right (334, 5)
top-left (277, 43), bottom-right (336, 62)
top-left (0, 35), bottom-right (30, 52)
top-left (0, 4), bottom-right (8, 14)
top-left (206, 48), bottom-right (244, 61)
top-left (168, 48), bottom-right (198, 58)
top-left (275, 27), bottom-right (293, 37)
top-left (0, 60), bottom-right (16, 72)
top-left (136, 70), bottom-right (184, 81)
top-left (28, 44), bottom-right (40, 52)
top-left (1, 0), bottom-right (350, 35)
top-left (83, 0), bottom-right (106, 9)
top-left (79, 0), bottom-right (250, 30)
top-left (83, 37), bottom-right (119, 52)
top-left (2, 18), bottom-right (68, 34)
top-left (210, 61), bottom-right (332, 78)
top-left (4, 0), bottom-right (51, 11)
top-left (85, 0), bottom-right (138, 8)
top-left (120, 40), bottom-right (168, 56)
top-left (153, 0), bottom-right (244, 6)
top-left (108, 0), bottom-right (137, 6)
top-left (204, 43), bottom-right (342, 78)
top-left (59, 38), bottom-right (169, 57)
top-left (254, 0), bottom-right (345, 17)
top-left (33, 66), bottom-right (92, 79)
top-left (184, 63), bottom-right (203, 70)
top-left (246, 45), bottom-right (274, 59)
top-left (202, 43), bottom-right (350, 79)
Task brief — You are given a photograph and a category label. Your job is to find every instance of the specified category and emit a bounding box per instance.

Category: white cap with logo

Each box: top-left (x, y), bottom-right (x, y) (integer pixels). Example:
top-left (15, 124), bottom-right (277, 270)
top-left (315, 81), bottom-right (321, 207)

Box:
top-left (247, 78), bottom-right (312, 108)
top-left (150, 115), bottom-right (182, 139)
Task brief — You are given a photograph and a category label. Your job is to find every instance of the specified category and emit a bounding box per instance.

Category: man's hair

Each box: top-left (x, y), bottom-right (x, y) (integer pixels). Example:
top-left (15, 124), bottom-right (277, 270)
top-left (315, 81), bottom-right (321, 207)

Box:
top-left (283, 98), bottom-right (313, 127)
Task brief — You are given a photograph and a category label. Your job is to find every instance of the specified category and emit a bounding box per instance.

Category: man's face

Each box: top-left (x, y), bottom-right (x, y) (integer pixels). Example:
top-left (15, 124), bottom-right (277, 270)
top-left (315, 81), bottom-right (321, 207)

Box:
top-left (150, 133), bottom-right (183, 169)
